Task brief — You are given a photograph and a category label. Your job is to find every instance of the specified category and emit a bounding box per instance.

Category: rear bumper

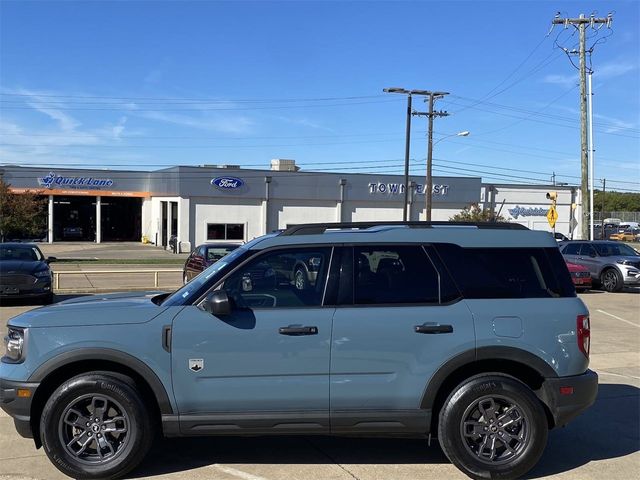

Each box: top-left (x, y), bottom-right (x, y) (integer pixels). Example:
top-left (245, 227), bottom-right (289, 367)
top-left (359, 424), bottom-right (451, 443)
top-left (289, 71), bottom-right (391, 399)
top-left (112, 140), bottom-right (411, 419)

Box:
top-left (536, 369), bottom-right (598, 428)
top-left (0, 377), bottom-right (39, 438)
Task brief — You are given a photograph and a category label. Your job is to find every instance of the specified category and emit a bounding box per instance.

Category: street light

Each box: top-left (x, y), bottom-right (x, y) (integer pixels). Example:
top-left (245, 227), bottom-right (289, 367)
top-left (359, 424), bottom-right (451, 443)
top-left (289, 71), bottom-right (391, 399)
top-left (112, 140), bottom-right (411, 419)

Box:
top-left (433, 130), bottom-right (470, 147)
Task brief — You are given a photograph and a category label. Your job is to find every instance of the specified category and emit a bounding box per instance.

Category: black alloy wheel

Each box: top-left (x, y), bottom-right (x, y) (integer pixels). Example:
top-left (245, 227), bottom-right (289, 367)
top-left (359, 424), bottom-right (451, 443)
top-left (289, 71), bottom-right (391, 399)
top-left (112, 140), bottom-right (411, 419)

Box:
top-left (58, 394), bottom-right (130, 464)
top-left (460, 395), bottom-right (530, 465)
top-left (40, 373), bottom-right (153, 480)
top-left (438, 373), bottom-right (548, 480)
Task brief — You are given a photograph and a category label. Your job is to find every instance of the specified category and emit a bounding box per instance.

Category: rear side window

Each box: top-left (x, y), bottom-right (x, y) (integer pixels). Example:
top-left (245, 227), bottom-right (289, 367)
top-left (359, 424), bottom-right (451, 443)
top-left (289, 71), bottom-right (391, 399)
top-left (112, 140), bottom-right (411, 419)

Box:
top-left (562, 243), bottom-right (580, 255)
top-left (435, 244), bottom-right (575, 299)
top-left (353, 246), bottom-right (439, 304)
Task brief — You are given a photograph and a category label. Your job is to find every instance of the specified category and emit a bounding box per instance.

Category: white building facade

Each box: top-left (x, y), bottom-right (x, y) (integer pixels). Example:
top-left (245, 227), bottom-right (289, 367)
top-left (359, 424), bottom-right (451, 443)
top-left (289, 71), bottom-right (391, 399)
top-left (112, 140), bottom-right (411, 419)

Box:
top-left (2, 162), bottom-right (582, 249)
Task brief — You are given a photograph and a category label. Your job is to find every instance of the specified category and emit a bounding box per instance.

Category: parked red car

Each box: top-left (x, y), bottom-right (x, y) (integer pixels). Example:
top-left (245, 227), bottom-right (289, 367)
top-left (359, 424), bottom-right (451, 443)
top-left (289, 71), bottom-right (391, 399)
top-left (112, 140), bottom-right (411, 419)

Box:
top-left (566, 261), bottom-right (592, 292)
top-left (183, 243), bottom-right (241, 284)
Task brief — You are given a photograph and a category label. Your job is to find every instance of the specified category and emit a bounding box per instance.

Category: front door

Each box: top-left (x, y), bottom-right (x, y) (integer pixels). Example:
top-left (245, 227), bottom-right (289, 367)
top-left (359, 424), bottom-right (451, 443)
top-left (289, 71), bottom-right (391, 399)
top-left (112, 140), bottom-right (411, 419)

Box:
top-left (329, 245), bottom-right (475, 435)
top-left (171, 246), bottom-right (334, 435)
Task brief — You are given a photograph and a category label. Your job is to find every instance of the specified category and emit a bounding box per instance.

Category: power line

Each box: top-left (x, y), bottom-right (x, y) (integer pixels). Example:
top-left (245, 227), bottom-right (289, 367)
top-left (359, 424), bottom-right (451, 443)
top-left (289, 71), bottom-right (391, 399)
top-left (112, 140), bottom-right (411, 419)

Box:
top-left (0, 93), bottom-right (385, 104)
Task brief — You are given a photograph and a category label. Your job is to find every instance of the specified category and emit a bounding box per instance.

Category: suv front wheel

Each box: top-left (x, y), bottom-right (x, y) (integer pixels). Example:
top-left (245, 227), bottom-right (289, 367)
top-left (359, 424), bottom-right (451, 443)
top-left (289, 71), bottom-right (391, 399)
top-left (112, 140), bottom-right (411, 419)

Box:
top-left (40, 373), bottom-right (153, 480)
top-left (438, 373), bottom-right (548, 480)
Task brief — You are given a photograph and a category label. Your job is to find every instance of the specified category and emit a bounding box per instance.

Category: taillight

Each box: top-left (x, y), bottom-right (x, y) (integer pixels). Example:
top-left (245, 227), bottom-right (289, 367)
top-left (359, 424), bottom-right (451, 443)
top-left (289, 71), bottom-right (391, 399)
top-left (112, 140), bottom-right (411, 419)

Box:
top-left (577, 314), bottom-right (590, 358)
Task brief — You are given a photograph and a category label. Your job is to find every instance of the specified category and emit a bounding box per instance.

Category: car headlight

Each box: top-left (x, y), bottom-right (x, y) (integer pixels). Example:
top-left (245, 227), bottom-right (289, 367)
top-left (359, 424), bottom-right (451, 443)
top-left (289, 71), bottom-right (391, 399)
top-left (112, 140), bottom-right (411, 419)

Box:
top-left (3, 327), bottom-right (26, 363)
top-left (616, 260), bottom-right (631, 265)
top-left (33, 269), bottom-right (51, 278)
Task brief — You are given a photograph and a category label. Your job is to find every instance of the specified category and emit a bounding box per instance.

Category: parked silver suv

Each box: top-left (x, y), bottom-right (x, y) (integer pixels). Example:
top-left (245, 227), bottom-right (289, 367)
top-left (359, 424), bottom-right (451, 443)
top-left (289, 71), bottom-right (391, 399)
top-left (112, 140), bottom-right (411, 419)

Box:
top-left (560, 240), bottom-right (640, 292)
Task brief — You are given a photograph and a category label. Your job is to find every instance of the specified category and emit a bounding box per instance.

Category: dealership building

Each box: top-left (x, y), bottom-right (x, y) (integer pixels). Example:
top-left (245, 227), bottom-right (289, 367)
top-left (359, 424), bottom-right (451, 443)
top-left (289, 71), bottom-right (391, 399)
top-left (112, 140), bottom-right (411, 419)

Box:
top-left (1, 160), bottom-right (582, 250)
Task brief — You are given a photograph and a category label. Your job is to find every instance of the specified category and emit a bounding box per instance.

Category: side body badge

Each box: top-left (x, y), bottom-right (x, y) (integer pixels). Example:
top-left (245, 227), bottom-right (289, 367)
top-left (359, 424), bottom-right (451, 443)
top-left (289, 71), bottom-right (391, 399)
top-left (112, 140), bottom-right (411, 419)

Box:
top-left (189, 359), bottom-right (204, 372)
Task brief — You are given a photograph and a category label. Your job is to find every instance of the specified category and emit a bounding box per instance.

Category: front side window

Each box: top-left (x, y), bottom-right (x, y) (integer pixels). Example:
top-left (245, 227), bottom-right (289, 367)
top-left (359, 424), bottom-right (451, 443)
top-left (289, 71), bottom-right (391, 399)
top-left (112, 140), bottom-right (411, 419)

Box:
top-left (207, 223), bottom-right (244, 241)
top-left (222, 247), bottom-right (332, 308)
top-left (353, 246), bottom-right (439, 304)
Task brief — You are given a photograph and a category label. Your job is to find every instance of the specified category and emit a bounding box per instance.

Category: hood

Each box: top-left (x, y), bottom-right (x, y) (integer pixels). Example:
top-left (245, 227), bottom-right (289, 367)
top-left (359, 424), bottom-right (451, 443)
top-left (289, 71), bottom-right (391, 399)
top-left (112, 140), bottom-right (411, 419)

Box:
top-left (0, 260), bottom-right (48, 274)
top-left (614, 256), bottom-right (640, 267)
top-left (8, 291), bottom-right (171, 329)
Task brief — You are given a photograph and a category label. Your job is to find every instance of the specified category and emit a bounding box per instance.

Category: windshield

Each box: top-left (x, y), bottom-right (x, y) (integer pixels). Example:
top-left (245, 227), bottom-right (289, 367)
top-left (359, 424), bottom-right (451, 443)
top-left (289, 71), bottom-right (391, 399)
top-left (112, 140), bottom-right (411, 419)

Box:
top-left (594, 243), bottom-right (640, 257)
top-left (0, 245), bottom-right (43, 261)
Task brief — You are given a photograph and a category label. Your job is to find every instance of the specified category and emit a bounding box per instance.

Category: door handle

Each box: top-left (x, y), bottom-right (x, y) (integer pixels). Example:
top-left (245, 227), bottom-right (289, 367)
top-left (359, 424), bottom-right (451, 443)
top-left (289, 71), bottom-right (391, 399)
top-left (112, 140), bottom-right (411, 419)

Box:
top-left (279, 325), bottom-right (318, 336)
top-left (415, 323), bottom-right (453, 334)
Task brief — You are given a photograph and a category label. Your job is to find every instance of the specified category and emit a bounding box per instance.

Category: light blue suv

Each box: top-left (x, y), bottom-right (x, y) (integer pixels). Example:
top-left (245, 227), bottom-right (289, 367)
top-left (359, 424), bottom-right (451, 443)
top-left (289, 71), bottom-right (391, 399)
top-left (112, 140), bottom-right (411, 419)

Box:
top-left (1, 222), bottom-right (598, 480)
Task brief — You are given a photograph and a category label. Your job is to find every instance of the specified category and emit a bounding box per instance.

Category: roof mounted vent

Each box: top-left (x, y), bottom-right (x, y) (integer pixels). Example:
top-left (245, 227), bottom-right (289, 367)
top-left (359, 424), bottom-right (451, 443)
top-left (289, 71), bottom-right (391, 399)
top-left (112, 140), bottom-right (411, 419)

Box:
top-left (270, 159), bottom-right (299, 172)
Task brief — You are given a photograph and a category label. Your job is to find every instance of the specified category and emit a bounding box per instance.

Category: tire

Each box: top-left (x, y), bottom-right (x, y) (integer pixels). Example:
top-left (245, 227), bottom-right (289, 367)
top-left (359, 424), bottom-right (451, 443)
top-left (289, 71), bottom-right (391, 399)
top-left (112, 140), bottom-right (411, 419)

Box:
top-left (600, 268), bottom-right (623, 292)
top-left (293, 267), bottom-right (307, 290)
top-left (40, 373), bottom-right (153, 480)
top-left (42, 292), bottom-right (54, 305)
top-left (438, 373), bottom-right (548, 480)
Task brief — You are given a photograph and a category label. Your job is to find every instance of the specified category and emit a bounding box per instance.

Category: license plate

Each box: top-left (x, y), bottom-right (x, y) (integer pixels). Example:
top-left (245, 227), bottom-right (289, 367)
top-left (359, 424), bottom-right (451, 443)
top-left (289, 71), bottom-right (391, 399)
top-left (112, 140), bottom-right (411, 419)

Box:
top-left (2, 287), bottom-right (19, 295)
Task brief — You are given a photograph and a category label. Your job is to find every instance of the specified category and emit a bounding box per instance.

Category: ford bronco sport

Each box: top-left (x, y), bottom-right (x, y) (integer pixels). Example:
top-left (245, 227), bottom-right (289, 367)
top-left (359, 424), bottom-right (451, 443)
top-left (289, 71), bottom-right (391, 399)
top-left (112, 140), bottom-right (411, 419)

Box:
top-left (1, 222), bottom-right (598, 480)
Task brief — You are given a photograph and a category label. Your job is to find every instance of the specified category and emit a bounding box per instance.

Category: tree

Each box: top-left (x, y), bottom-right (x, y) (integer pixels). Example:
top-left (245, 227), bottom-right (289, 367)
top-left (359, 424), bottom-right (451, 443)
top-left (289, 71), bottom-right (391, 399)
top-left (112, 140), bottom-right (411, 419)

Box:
top-left (0, 178), bottom-right (47, 241)
top-left (449, 203), bottom-right (506, 222)
top-left (593, 190), bottom-right (640, 213)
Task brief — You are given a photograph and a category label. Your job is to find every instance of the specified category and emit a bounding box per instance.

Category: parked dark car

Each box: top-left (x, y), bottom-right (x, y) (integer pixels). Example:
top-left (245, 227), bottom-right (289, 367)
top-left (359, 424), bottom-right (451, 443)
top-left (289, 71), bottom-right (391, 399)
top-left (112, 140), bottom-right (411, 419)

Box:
top-left (565, 261), bottom-right (592, 292)
top-left (183, 243), bottom-right (240, 283)
top-left (0, 243), bottom-right (56, 303)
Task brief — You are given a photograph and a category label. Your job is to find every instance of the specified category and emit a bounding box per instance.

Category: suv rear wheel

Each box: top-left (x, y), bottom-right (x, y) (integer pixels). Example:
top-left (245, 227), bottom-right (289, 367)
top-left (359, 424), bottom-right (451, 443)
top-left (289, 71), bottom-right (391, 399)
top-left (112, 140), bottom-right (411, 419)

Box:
top-left (438, 373), bottom-right (548, 480)
top-left (40, 373), bottom-right (153, 480)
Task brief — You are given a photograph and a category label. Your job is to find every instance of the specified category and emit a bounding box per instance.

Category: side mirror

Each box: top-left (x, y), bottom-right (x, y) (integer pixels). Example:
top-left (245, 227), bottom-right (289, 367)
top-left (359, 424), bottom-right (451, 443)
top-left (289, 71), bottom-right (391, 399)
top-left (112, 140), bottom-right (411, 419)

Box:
top-left (46, 256), bottom-right (57, 264)
top-left (202, 290), bottom-right (232, 316)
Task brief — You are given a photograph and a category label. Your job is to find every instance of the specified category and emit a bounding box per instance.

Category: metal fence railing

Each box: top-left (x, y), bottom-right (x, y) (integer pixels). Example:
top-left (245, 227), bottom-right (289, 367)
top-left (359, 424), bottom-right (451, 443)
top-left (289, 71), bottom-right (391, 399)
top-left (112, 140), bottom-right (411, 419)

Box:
top-left (593, 212), bottom-right (640, 223)
top-left (52, 269), bottom-right (183, 293)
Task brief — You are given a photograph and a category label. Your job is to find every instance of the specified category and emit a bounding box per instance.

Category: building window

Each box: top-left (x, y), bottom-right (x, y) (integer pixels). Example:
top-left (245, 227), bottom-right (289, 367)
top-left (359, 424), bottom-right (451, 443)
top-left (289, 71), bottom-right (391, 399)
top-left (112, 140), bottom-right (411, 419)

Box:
top-left (207, 223), bottom-right (244, 241)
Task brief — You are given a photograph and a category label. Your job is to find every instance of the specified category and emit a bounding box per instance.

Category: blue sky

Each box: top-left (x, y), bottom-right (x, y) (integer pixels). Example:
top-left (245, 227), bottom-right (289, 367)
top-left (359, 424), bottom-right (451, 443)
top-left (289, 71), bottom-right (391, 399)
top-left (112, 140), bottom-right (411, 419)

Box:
top-left (0, 0), bottom-right (638, 192)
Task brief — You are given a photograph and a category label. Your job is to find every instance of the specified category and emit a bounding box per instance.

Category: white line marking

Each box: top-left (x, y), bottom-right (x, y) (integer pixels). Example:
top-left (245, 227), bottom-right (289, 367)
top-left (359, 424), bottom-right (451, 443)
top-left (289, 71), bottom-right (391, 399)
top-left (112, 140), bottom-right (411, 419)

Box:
top-left (596, 309), bottom-right (640, 328)
top-left (599, 371), bottom-right (640, 380)
top-left (212, 464), bottom-right (270, 480)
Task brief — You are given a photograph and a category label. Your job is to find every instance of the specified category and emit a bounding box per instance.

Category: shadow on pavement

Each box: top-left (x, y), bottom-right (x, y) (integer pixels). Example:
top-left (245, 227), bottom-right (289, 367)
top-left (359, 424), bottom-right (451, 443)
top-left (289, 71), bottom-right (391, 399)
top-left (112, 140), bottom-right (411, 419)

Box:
top-left (131, 436), bottom-right (448, 478)
top-left (527, 383), bottom-right (640, 478)
top-left (130, 383), bottom-right (639, 479)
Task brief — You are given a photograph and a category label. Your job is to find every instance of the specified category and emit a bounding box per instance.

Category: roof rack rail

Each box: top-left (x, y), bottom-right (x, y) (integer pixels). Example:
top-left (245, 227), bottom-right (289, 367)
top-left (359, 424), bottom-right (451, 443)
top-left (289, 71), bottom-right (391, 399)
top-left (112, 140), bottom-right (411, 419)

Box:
top-left (280, 221), bottom-right (528, 236)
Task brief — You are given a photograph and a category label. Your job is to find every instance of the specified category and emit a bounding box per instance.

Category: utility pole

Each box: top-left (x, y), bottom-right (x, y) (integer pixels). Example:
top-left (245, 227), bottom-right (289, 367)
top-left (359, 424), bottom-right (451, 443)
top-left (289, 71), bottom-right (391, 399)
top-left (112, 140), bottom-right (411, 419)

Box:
top-left (601, 178), bottom-right (606, 239)
top-left (383, 88), bottom-right (432, 221)
top-left (552, 13), bottom-right (612, 240)
top-left (413, 91), bottom-right (449, 221)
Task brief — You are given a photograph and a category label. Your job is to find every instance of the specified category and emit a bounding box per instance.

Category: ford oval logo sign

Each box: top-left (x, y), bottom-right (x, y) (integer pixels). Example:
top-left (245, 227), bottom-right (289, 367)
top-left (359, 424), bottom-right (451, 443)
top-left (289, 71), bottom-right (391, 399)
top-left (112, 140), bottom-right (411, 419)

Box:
top-left (211, 176), bottom-right (245, 190)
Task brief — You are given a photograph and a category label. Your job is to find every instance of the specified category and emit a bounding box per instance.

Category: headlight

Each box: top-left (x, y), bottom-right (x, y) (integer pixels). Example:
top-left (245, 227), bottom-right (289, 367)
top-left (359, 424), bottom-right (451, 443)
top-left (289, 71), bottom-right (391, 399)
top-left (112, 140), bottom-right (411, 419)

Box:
top-left (3, 327), bottom-right (26, 363)
top-left (616, 260), bottom-right (631, 265)
top-left (33, 269), bottom-right (51, 278)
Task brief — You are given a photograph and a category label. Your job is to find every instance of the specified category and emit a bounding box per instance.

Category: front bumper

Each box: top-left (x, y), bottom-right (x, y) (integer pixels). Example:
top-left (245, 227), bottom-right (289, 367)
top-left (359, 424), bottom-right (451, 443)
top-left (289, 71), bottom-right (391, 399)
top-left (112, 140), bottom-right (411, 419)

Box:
top-left (0, 377), bottom-right (39, 438)
top-left (536, 369), bottom-right (598, 428)
top-left (0, 279), bottom-right (51, 299)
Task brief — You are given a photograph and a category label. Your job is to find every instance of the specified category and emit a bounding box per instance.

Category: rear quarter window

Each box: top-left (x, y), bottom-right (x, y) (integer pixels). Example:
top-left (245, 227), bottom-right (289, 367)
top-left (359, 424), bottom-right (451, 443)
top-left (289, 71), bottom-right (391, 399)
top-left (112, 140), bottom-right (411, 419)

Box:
top-left (435, 244), bottom-right (575, 299)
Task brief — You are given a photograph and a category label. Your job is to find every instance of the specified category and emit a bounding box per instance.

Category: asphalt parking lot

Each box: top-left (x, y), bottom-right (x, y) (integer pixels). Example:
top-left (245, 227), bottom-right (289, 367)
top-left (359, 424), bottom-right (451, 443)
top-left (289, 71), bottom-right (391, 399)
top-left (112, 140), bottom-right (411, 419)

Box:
top-left (1, 289), bottom-right (638, 480)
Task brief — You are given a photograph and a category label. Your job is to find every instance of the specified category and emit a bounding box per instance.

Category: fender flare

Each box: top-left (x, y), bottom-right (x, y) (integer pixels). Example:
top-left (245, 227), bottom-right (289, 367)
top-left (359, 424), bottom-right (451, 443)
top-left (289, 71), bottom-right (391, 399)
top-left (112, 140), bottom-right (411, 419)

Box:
top-left (420, 346), bottom-right (557, 410)
top-left (28, 348), bottom-right (173, 414)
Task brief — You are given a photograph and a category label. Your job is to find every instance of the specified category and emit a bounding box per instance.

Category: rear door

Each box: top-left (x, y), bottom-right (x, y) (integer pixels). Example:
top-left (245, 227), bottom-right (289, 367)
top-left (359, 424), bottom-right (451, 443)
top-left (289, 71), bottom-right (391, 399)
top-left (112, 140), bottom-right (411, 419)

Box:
top-left (329, 245), bottom-right (475, 435)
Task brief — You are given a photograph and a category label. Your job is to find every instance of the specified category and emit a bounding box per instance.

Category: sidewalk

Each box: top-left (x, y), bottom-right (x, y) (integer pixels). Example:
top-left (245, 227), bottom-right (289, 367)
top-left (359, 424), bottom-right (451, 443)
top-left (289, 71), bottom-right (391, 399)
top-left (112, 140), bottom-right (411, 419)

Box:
top-left (38, 242), bottom-right (189, 261)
